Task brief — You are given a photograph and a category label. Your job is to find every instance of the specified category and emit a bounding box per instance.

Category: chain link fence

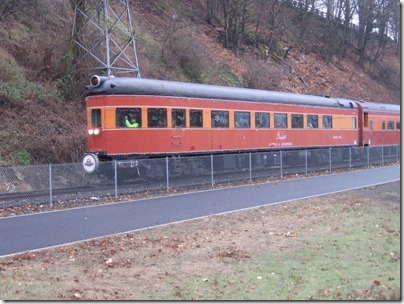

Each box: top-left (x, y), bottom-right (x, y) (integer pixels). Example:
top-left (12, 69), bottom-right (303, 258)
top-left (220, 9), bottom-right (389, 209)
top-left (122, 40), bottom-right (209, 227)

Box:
top-left (0, 145), bottom-right (400, 208)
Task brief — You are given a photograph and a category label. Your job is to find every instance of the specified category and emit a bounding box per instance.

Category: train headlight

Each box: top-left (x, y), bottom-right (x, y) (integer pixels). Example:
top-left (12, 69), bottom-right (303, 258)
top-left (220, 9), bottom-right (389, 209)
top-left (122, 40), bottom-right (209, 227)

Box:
top-left (88, 128), bottom-right (101, 135)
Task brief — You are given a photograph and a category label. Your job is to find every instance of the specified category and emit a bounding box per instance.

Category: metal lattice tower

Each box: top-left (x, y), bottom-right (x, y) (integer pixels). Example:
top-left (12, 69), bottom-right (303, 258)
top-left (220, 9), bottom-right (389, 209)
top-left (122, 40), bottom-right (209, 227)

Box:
top-left (72, 0), bottom-right (141, 77)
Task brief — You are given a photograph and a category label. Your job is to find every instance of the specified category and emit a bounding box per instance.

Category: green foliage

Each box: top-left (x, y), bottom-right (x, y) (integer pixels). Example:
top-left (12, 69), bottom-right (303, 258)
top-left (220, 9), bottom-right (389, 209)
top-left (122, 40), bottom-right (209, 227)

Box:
top-left (14, 150), bottom-right (32, 165)
top-left (199, 67), bottom-right (239, 87)
top-left (0, 53), bottom-right (55, 103)
top-left (0, 130), bottom-right (31, 165)
top-left (0, 80), bottom-right (52, 103)
top-left (208, 65), bottom-right (241, 87)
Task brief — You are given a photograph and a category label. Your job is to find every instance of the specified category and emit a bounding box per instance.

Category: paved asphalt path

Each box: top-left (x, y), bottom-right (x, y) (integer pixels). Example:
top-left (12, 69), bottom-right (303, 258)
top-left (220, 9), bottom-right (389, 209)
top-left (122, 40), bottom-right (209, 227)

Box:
top-left (0, 165), bottom-right (399, 257)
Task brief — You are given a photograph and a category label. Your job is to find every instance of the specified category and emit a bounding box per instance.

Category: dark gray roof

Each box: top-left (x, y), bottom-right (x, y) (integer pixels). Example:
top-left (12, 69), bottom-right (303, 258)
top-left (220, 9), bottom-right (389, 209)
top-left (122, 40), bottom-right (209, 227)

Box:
top-left (85, 76), bottom-right (398, 112)
top-left (357, 100), bottom-right (400, 113)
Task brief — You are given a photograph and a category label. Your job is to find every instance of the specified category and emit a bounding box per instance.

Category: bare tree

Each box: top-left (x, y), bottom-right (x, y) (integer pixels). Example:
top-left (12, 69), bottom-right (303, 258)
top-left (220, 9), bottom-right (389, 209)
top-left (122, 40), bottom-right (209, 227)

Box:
top-left (219, 0), bottom-right (250, 55)
top-left (320, 0), bottom-right (353, 62)
top-left (372, 0), bottom-right (398, 59)
top-left (295, 0), bottom-right (319, 48)
top-left (206, 0), bottom-right (218, 24)
top-left (341, 0), bottom-right (358, 57)
top-left (357, 0), bottom-right (375, 66)
top-left (388, 0), bottom-right (400, 54)
top-left (264, 1), bottom-right (288, 60)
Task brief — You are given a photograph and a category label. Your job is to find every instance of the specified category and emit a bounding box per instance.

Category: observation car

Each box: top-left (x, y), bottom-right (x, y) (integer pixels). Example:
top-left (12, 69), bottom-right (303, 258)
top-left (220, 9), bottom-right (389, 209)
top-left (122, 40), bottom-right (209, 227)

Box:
top-left (82, 75), bottom-right (400, 173)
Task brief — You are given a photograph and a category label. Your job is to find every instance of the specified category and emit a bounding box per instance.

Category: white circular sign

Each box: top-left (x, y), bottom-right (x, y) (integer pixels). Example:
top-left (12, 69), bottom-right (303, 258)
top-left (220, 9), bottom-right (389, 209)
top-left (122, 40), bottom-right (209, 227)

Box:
top-left (82, 153), bottom-right (99, 174)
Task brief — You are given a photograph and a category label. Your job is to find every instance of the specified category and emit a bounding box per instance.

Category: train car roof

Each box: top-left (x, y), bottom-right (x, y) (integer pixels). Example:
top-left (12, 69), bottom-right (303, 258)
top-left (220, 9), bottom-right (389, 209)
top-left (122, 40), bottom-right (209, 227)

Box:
top-left (86, 76), bottom-right (358, 109)
top-left (356, 100), bottom-right (400, 113)
top-left (85, 76), bottom-right (395, 112)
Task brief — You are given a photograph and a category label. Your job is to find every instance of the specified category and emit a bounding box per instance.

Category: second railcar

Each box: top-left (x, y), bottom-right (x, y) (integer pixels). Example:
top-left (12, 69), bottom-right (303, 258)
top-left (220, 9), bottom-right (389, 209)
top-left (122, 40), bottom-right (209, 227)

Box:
top-left (356, 101), bottom-right (400, 146)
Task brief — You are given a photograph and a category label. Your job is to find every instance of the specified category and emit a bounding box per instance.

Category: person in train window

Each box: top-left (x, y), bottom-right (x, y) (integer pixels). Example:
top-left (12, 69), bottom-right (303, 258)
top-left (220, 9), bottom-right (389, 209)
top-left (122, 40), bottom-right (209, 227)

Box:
top-left (125, 114), bottom-right (140, 128)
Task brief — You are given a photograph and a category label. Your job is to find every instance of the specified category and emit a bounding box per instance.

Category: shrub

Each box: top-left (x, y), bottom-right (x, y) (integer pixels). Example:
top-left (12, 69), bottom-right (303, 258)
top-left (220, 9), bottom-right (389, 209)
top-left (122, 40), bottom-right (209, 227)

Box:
top-left (243, 56), bottom-right (282, 90)
top-left (0, 49), bottom-right (55, 103)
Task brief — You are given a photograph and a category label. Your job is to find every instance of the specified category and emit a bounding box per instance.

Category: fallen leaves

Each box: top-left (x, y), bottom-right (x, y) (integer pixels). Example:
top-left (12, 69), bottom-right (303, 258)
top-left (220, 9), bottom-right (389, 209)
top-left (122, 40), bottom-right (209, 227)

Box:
top-left (12, 252), bottom-right (36, 261)
top-left (105, 258), bottom-right (113, 266)
top-left (389, 252), bottom-right (399, 261)
top-left (323, 289), bottom-right (332, 296)
top-left (73, 292), bottom-right (82, 299)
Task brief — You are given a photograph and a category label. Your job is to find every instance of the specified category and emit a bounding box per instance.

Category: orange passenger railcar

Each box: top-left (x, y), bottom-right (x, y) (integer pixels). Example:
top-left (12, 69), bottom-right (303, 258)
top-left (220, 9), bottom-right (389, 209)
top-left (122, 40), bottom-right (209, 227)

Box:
top-left (356, 101), bottom-right (400, 146)
top-left (82, 75), bottom-right (400, 172)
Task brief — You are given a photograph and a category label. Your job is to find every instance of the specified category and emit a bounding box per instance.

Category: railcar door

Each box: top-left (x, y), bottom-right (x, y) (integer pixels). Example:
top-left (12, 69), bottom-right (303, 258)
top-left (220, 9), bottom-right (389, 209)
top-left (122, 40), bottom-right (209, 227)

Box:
top-left (355, 102), bottom-right (364, 146)
top-left (86, 107), bottom-right (107, 154)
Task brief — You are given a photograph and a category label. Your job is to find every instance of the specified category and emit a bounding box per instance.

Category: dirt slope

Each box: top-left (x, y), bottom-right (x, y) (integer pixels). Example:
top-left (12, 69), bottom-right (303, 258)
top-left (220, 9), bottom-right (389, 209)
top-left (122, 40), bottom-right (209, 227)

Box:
top-left (0, 0), bottom-right (400, 165)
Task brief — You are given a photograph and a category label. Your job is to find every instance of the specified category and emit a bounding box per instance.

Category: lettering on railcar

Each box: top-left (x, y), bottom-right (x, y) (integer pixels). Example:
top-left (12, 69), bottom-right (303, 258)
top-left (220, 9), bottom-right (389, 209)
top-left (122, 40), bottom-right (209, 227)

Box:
top-left (276, 132), bottom-right (287, 141)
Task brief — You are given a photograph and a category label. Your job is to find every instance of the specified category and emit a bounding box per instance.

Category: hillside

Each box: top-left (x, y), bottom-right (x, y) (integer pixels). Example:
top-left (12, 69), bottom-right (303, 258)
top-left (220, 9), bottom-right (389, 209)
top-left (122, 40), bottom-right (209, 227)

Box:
top-left (0, 0), bottom-right (400, 166)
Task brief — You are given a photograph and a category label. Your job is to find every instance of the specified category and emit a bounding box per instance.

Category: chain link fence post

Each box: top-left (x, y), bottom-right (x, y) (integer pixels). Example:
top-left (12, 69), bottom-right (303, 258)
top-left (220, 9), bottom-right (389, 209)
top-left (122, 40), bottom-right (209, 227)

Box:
top-left (211, 154), bottom-right (214, 187)
top-left (367, 146), bottom-right (370, 167)
top-left (381, 146), bottom-right (384, 166)
top-left (329, 147), bottom-right (332, 173)
top-left (349, 146), bottom-right (352, 170)
top-left (49, 164), bottom-right (53, 208)
top-left (305, 149), bottom-right (308, 175)
top-left (249, 153), bottom-right (252, 182)
top-left (166, 157), bottom-right (169, 192)
top-left (280, 150), bottom-right (283, 178)
top-left (114, 160), bottom-right (118, 198)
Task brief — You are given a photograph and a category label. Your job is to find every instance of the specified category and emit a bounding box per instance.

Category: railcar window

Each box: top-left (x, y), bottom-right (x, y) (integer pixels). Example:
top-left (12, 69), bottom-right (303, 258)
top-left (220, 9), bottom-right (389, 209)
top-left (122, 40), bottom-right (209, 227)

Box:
top-left (255, 112), bottom-right (269, 128)
top-left (396, 122), bottom-right (400, 130)
top-left (235, 111), bottom-right (250, 128)
top-left (190, 110), bottom-right (203, 128)
top-left (91, 109), bottom-right (101, 128)
top-left (211, 111), bottom-right (229, 128)
top-left (364, 113), bottom-right (369, 128)
top-left (116, 108), bottom-right (142, 128)
top-left (172, 109), bottom-right (186, 128)
top-left (387, 121), bottom-right (394, 130)
top-left (292, 114), bottom-right (303, 128)
top-left (307, 115), bottom-right (318, 128)
top-left (352, 117), bottom-right (357, 129)
top-left (148, 108), bottom-right (167, 128)
top-left (323, 115), bottom-right (333, 129)
top-left (274, 113), bottom-right (287, 129)
top-left (382, 121), bottom-right (386, 130)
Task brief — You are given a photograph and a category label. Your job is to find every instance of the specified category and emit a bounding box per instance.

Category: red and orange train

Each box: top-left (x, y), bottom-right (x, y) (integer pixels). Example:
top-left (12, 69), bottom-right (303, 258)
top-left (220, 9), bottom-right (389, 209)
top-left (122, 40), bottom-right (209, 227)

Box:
top-left (82, 75), bottom-right (400, 173)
